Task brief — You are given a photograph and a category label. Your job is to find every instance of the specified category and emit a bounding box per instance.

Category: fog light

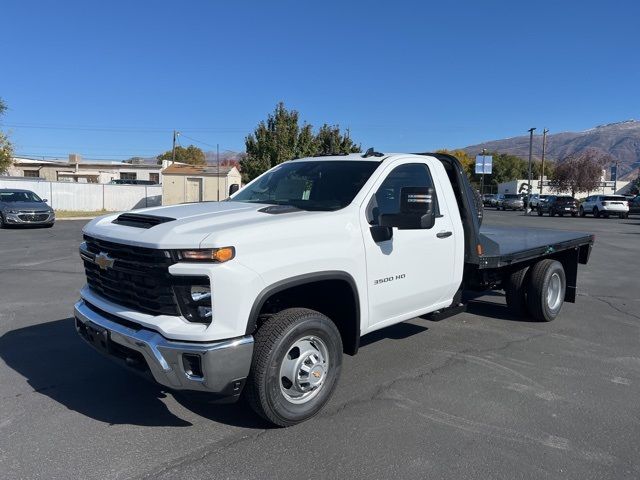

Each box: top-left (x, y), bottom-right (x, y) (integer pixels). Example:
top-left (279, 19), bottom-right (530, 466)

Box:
top-left (182, 354), bottom-right (203, 378)
top-left (197, 306), bottom-right (213, 319)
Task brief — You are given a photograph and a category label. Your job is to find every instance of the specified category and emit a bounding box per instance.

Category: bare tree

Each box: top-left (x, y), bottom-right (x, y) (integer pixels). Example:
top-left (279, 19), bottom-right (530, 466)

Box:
top-left (550, 149), bottom-right (609, 197)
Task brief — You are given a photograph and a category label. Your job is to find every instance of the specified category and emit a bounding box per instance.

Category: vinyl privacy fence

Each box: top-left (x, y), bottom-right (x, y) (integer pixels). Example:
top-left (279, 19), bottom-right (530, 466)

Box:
top-left (0, 178), bottom-right (162, 211)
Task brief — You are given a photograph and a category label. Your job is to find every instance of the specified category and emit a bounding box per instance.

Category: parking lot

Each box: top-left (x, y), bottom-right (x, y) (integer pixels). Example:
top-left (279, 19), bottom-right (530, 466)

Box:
top-left (1, 211), bottom-right (639, 480)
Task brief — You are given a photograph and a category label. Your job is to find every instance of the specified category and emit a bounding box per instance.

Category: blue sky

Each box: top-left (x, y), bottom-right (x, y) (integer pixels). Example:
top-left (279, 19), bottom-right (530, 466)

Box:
top-left (1, 0), bottom-right (639, 160)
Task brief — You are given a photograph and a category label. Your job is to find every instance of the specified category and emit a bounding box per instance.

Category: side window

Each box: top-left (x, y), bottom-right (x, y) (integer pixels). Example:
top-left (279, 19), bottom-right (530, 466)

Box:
top-left (367, 163), bottom-right (439, 225)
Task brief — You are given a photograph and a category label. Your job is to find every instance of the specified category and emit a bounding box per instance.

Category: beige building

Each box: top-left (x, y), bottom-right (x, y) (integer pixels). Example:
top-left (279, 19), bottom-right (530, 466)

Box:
top-left (6, 155), bottom-right (164, 184)
top-left (161, 164), bottom-right (242, 205)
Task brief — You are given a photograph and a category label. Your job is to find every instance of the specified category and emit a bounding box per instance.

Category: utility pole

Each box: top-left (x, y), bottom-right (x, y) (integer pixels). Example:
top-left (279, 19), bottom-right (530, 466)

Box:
top-left (216, 143), bottom-right (220, 201)
top-left (540, 128), bottom-right (548, 194)
top-left (526, 127), bottom-right (536, 214)
top-left (480, 148), bottom-right (487, 195)
top-left (171, 130), bottom-right (179, 165)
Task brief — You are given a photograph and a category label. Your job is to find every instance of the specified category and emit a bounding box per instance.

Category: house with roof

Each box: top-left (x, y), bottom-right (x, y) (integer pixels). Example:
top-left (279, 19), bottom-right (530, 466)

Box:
top-left (161, 163), bottom-right (242, 204)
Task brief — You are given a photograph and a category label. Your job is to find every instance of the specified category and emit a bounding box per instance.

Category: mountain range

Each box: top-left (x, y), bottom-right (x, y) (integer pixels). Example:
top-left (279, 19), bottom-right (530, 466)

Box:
top-left (461, 120), bottom-right (640, 180)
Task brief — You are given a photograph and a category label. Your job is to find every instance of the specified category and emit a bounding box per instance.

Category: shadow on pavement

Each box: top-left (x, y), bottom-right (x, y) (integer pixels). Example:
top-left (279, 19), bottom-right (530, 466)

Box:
top-left (360, 322), bottom-right (428, 348)
top-left (0, 317), bottom-right (267, 429)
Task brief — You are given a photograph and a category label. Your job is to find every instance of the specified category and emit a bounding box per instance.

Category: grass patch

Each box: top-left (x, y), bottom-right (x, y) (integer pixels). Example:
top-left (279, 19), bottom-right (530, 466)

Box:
top-left (55, 210), bottom-right (111, 218)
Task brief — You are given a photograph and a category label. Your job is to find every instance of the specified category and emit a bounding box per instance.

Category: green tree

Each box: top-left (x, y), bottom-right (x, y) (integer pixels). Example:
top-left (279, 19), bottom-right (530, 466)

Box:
top-left (157, 145), bottom-right (206, 165)
top-left (315, 124), bottom-right (360, 156)
top-left (550, 149), bottom-right (608, 197)
top-left (0, 98), bottom-right (13, 174)
top-left (241, 102), bottom-right (361, 183)
top-left (436, 149), bottom-right (475, 177)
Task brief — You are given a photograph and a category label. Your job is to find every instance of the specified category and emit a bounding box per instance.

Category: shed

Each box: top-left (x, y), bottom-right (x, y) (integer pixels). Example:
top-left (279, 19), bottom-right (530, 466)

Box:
top-left (161, 164), bottom-right (242, 204)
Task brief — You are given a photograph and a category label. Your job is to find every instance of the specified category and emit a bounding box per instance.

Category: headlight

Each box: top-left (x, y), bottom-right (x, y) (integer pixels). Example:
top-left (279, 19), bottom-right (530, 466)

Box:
top-left (174, 283), bottom-right (213, 323)
top-left (177, 247), bottom-right (235, 263)
top-left (8, 210), bottom-right (19, 214)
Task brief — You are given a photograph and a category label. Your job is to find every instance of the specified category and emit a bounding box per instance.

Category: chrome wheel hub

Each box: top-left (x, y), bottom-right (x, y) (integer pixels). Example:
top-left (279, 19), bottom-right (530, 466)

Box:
top-left (547, 272), bottom-right (563, 311)
top-left (279, 336), bottom-right (329, 404)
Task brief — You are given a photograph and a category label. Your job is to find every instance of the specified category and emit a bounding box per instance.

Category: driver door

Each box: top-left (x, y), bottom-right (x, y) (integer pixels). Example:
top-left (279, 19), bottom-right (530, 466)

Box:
top-left (360, 160), bottom-right (456, 330)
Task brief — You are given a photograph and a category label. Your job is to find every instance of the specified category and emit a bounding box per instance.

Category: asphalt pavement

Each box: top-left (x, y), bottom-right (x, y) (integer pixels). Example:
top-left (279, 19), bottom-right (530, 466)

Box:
top-left (1, 211), bottom-right (639, 480)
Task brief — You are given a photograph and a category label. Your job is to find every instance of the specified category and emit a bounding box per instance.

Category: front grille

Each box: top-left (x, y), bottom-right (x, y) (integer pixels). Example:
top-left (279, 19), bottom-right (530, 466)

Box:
top-left (18, 213), bottom-right (49, 221)
top-left (82, 235), bottom-right (180, 316)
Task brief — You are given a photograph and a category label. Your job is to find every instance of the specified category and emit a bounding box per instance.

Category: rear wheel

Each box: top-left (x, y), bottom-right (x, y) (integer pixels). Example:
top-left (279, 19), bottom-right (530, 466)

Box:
top-left (504, 266), bottom-right (530, 318)
top-left (593, 207), bottom-right (600, 218)
top-left (579, 206), bottom-right (586, 217)
top-left (620, 213), bottom-right (628, 219)
top-left (537, 209), bottom-right (543, 216)
top-left (245, 308), bottom-right (343, 426)
top-left (0, 214), bottom-right (5, 229)
top-left (526, 259), bottom-right (566, 322)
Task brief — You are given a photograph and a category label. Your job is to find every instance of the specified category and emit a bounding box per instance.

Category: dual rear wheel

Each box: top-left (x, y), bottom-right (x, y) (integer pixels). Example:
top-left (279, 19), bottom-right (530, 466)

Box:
top-left (504, 259), bottom-right (566, 322)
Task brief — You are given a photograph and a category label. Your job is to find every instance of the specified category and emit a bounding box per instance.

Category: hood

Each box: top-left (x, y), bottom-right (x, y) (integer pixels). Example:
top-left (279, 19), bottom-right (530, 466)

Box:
top-left (82, 201), bottom-right (328, 249)
top-left (0, 201), bottom-right (52, 211)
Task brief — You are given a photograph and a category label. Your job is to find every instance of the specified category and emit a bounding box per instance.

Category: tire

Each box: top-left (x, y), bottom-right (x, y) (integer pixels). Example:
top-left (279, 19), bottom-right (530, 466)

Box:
top-left (571, 213), bottom-right (577, 217)
top-left (526, 259), bottom-right (566, 322)
top-left (593, 207), bottom-right (600, 218)
top-left (579, 206), bottom-right (585, 217)
top-left (559, 213), bottom-right (564, 217)
top-left (603, 213), bottom-right (609, 219)
top-left (504, 266), bottom-right (530, 318)
top-left (244, 308), bottom-right (343, 426)
top-left (549, 209), bottom-right (555, 217)
top-left (0, 214), bottom-right (5, 229)
top-left (537, 209), bottom-right (543, 216)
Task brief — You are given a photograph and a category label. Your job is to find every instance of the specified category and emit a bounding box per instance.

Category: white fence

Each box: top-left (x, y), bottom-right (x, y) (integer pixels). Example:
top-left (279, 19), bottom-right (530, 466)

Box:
top-left (0, 178), bottom-right (162, 211)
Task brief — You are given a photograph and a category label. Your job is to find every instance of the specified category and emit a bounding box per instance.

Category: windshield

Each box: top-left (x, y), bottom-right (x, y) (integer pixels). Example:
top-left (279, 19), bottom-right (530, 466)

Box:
top-left (504, 194), bottom-right (521, 199)
top-left (0, 191), bottom-right (43, 203)
top-left (230, 161), bottom-right (380, 211)
top-left (556, 196), bottom-right (575, 201)
top-left (603, 196), bottom-right (625, 201)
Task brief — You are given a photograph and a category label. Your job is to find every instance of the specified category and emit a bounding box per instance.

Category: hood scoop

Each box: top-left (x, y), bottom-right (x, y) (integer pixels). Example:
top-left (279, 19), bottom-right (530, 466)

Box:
top-left (258, 205), bottom-right (301, 214)
top-left (112, 213), bottom-right (176, 229)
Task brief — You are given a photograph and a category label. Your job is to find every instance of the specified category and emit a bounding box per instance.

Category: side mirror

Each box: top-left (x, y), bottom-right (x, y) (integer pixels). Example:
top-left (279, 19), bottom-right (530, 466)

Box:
top-left (228, 184), bottom-right (240, 196)
top-left (369, 225), bottom-right (393, 242)
top-left (41, 198), bottom-right (48, 203)
top-left (379, 187), bottom-right (436, 230)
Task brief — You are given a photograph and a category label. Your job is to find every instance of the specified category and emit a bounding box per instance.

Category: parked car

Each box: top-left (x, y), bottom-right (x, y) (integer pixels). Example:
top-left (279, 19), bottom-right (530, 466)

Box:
top-left (500, 193), bottom-right (525, 211)
top-left (482, 194), bottom-right (497, 207)
top-left (628, 196), bottom-right (640, 215)
top-left (0, 189), bottom-right (55, 228)
top-left (529, 194), bottom-right (550, 210)
top-left (579, 195), bottom-right (629, 218)
top-left (538, 195), bottom-right (579, 217)
top-left (494, 194), bottom-right (505, 209)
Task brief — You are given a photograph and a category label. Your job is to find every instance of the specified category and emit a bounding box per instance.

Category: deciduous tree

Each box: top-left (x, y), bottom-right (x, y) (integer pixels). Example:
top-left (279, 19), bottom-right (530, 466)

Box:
top-left (157, 145), bottom-right (206, 165)
top-left (550, 149), bottom-right (608, 197)
top-left (0, 98), bottom-right (13, 174)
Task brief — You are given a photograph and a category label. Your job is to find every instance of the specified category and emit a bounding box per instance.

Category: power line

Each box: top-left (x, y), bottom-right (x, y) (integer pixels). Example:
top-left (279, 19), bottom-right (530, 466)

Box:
top-left (2, 122), bottom-right (248, 133)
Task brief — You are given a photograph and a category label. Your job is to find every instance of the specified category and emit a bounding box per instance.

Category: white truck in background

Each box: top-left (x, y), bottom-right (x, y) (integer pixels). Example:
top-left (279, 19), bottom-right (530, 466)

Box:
top-left (75, 152), bottom-right (594, 426)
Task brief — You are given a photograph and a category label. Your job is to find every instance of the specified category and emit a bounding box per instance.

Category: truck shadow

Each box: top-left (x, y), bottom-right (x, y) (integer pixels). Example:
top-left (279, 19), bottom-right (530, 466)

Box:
top-left (464, 291), bottom-right (534, 322)
top-left (359, 322), bottom-right (428, 348)
top-left (0, 318), bottom-right (267, 429)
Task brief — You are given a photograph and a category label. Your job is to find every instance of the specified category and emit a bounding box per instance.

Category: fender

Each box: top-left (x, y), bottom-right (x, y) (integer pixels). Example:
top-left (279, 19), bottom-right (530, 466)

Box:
top-left (246, 271), bottom-right (361, 354)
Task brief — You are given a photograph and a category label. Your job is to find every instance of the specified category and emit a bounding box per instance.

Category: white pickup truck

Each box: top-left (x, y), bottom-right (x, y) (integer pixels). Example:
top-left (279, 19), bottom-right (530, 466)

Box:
top-left (75, 152), bottom-right (594, 426)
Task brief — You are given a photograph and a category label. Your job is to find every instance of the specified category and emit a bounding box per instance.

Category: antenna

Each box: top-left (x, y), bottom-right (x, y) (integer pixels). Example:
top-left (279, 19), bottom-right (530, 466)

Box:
top-left (362, 148), bottom-right (384, 158)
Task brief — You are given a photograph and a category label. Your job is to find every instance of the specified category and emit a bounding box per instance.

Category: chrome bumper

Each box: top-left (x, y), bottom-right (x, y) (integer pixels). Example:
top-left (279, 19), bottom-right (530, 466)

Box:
top-left (74, 299), bottom-right (254, 396)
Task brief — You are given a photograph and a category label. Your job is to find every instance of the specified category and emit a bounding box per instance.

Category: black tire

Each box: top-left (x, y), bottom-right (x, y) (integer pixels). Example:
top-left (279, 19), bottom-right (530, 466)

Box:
top-left (559, 213), bottom-right (564, 217)
top-left (0, 214), bottom-right (5, 229)
top-left (571, 213), bottom-right (577, 217)
top-left (593, 207), bottom-right (600, 218)
top-left (504, 266), bottom-right (530, 318)
top-left (579, 206), bottom-right (585, 217)
top-left (526, 259), bottom-right (566, 322)
top-left (549, 209), bottom-right (555, 217)
top-left (244, 308), bottom-right (343, 426)
top-left (537, 209), bottom-right (543, 216)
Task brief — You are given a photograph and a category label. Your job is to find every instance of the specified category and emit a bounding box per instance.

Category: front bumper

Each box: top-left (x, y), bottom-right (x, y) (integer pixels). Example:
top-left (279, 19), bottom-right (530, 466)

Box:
top-left (74, 299), bottom-right (254, 397)
top-left (4, 212), bottom-right (54, 224)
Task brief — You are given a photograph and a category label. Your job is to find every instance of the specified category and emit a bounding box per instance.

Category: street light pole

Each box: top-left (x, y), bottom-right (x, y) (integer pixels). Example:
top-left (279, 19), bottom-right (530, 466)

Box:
top-left (171, 130), bottom-right (177, 165)
top-left (216, 143), bottom-right (220, 201)
top-left (527, 127), bottom-right (536, 214)
top-left (540, 128), bottom-right (548, 195)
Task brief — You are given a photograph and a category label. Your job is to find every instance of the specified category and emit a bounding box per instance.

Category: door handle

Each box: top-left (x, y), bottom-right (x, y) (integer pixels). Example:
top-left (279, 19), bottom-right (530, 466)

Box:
top-left (436, 231), bottom-right (452, 239)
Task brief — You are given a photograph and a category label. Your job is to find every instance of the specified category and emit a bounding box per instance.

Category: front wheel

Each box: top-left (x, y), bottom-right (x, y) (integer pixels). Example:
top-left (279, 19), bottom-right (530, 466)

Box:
top-left (0, 214), bottom-right (5, 229)
top-left (245, 308), bottom-right (343, 426)
top-left (527, 259), bottom-right (566, 322)
top-left (579, 206), bottom-right (586, 217)
top-left (593, 207), bottom-right (600, 218)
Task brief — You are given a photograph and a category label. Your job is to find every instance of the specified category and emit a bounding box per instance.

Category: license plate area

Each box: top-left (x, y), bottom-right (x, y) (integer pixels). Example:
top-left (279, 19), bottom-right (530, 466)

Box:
top-left (80, 320), bottom-right (111, 354)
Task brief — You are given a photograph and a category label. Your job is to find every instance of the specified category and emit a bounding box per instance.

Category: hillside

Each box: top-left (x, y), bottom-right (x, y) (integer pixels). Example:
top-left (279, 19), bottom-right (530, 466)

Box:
top-left (461, 120), bottom-right (640, 178)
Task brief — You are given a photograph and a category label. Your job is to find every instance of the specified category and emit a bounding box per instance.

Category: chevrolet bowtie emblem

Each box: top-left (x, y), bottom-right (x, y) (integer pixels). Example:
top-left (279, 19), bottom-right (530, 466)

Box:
top-left (312, 371), bottom-right (321, 379)
top-left (94, 252), bottom-right (115, 270)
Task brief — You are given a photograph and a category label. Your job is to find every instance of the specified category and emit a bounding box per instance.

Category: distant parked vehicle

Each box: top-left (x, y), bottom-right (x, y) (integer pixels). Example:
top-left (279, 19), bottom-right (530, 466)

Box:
top-left (538, 196), bottom-right (579, 217)
top-left (628, 196), bottom-right (640, 215)
top-left (579, 195), bottom-right (629, 219)
top-left (482, 194), bottom-right (497, 207)
top-left (0, 189), bottom-right (55, 228)
top-left (529, 194), bottom-right (550, 210)
top-left (109, 179), bottom-right (157, 185)
top-left (500, 194), bottom-right (525, 211)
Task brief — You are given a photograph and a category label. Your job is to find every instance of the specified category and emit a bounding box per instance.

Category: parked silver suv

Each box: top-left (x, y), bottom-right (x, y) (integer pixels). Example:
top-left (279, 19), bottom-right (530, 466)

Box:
top-left (499, 193), bottom-right (525, 211)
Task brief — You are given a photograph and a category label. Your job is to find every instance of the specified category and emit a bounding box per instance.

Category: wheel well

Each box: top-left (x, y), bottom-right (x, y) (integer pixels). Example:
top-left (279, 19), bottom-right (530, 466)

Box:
top-left (249, 277), bottom-right (360, 355)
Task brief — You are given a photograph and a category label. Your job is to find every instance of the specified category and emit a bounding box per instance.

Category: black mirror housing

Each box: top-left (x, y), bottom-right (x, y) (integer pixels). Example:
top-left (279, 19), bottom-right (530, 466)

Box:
top-left (369, 225), bottom-right (393, 242)
top-left (228, 184), bottom-right (240, 196)
top-left (378, 187), bottom-right (436, 230)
